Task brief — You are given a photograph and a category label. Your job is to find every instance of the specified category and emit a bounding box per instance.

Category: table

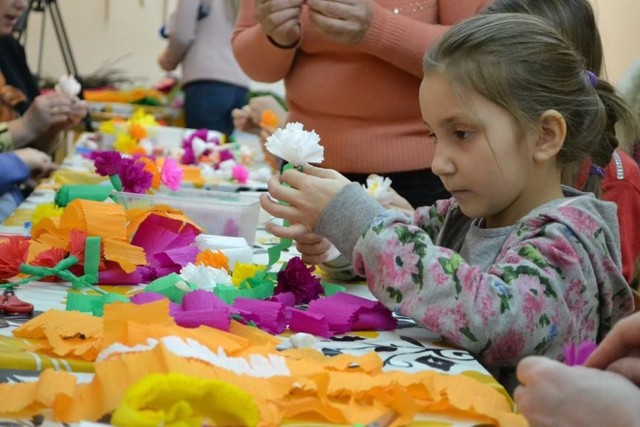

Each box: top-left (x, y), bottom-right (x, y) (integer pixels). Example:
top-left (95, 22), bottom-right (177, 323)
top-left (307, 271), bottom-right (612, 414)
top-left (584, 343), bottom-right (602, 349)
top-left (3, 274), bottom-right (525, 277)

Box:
top-left (0, 138), bottom-right (524, 426)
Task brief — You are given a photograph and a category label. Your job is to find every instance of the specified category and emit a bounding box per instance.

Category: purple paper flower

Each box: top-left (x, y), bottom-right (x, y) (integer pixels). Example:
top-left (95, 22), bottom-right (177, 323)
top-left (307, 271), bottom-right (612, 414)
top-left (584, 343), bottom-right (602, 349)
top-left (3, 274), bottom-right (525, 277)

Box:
top-left (180, 143), bottom-right (196, 165)
top-left (120, 158), bottom-right (153, 194)
top-left (275, 256), bottom-right (324, 305)
top-left (563, 341), bottom-right (598, 366)
top-left (219, 149), bottom-right (234, 163)
top-left (93, 151), bottom-right (123, 176)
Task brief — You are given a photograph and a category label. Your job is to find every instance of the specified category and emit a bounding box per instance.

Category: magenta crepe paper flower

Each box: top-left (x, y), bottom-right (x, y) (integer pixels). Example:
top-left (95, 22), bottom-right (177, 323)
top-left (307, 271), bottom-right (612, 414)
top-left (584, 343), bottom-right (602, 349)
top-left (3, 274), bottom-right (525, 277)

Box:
top-left (275, 257), bottom-right (324, 305)
top-left (563, 341), bottom-right (598, 366)
top-left (222, 218), bottom-right (240, 237)
top-left (231, 164), bottom-right (249, 184)
top-left (161, 157), bottom-right (183, 190)
top-left (219, 149), bottom-right (234, 163)
top-left (93, 151), bottom-right (123, 176)
top-left (119, 158), bottom-right (153, 194)
top-left (181, 129), bottom-right (220, 165)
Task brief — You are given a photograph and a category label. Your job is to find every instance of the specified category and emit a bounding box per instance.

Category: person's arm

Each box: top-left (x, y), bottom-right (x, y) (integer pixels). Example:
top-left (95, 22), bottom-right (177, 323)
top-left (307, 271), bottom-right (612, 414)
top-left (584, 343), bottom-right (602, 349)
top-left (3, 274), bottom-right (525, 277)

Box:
top-left (0, 152), bottom-right (29, 194)
top-left (320, 190), bottom-right (631, 366)
top-left (158, 0), bottom-right (200, 72)
top-left (231, 0), bottom-right (299, 83)
top-left (355, 0), bottom-right (491, 77)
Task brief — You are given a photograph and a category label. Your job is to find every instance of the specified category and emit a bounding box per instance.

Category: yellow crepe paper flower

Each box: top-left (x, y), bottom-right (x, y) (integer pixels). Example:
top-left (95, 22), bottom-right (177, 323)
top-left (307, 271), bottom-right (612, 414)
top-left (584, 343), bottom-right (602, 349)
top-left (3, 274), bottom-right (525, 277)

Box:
top-left (127, 108), bottom-right (159, 127)
top-left (114, 133), bottom-right (138, 155)
top-left (231, 262), bottom-right (266, 287)
top-left (111, 372), bottom-right (259, 427)
top-left (31, 203), bottom-right (63, 227)
top-left (98, 121), bottom-right (117, 135)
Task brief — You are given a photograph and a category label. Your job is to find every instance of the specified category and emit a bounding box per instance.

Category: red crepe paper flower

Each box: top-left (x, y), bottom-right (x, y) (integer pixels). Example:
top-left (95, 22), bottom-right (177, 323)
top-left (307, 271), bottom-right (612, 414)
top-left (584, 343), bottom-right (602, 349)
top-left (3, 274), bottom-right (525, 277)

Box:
top-left (92, 151), bottom-right (124, 176)
top-left (0, 236), bottom-right (30, 280)
top-left (275, 256), bottom-right (323, 305)
top-left (31, 247), bottom-right (68, 281)
top-left (120, 158), bottom-right (153, 194)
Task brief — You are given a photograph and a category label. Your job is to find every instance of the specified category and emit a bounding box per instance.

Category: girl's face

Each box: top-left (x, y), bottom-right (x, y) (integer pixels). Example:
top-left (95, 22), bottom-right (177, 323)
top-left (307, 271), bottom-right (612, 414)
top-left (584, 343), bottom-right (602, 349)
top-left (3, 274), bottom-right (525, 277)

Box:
top-left (0, 0), bottom-right (27, 36)
top-left (419, 71), bottom-right (541, 228)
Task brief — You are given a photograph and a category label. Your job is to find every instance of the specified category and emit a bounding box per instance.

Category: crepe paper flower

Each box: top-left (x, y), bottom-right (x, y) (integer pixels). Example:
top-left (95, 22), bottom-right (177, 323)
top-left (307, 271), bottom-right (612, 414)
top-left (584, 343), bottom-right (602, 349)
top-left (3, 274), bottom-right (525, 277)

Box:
top-left (179, 263), bottom-right (232, 291)
top-left (93, 150), bottom-right (124, 176)
top-left (114, 133), bottom-right (139, 154)
top-left (363, 175), bottom-right (394, 205)
top-left (264, 122), bottom-right (324, 167)
top-left (287, 309), bottom-right (332, 338)
top-left (219, 149), bottom-right (234, 164)
top-left (31, 203), bottom-right (63, 227)
top-left (260, 109), bottom-right (280, 128)
top-left (55, 74), bottom-right (81, 97)
top-left (171, 289), bottom-right (233, 330)
top-left (0, 235), bottom-right (30, 280)
top-left (128, 124), bottom-right (148, 141)
top-left (223, 218), bottom-right (240, 238)
top-left (275, 256), bottom-right (324, 305)
top-left (195, 249), bottom-right (230, 272)
top-left (563, 341), bottom-right (598, 366)
top-left (98, 120), bottom-right (117, 135)
top-left (119, 158), bottom-right (153, 194)
top-left (127, 108), bottom-right (159, 127)
top-left (161, 157), bottom-right (183, 191)
top-left (231, 298), bottom-right (289, 335)
top-left (231, 164), bottom-right (249, 184)
top-left (30, 247), bottom-right (68, 282)
top-left (231, 262), bottom-right (266, 287)
top-left (137, 157), bottom-right (161, 189)
top-left (111, 372), bottom-right (260, 427)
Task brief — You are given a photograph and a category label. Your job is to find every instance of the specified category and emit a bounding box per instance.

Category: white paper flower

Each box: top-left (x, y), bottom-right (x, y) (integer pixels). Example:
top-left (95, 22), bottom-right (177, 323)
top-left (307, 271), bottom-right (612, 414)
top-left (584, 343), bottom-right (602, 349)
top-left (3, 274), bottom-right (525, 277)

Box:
top-left (55, 74), bottom-right (81, 97)
top-left (363, 175), bottom-right (393, 205)
top-left (179, 263), bottom-right (231, 291)
top-left (264, 122), bottom-right (323, 167)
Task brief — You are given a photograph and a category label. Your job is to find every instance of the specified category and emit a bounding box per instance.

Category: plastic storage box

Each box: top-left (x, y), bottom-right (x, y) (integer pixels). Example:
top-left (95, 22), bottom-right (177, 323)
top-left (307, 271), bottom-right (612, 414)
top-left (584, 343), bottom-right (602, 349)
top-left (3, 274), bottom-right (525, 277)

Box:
top-left (112, 189), bottom-right (261, 245)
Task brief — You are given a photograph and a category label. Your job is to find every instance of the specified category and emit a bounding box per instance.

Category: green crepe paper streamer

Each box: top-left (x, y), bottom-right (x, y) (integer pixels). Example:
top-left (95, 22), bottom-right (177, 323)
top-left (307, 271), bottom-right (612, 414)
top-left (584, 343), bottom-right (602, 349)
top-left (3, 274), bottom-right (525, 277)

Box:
top-left (213, 281), bottom-right (275, 305)
top-left (66, 291), bottom-right (129, 316)
top-left (17, 256), bottom-right (106, 294)
top-left (55, 185), bottom-right (113, 207)
top-left (109, 174), bottom-right (123, 192)
top-left (82, 236), bottom-right (101, 286)
top-left (321, 282), bottom-right (346, 297)
top-left (144, 273), bottom-right (196, 303)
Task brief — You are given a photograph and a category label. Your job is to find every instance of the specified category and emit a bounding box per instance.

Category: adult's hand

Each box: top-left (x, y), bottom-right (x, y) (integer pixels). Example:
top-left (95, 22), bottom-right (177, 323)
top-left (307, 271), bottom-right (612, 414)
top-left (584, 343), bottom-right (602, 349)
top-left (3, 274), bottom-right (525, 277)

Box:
top-left (13, 147), bottom-right (57, 178)
top-left (21, 93), bottom-right (74, 137)
top-left (586, 312), bottom-right (640, 386)
top-left (255, 0), bottom-right (304, 47)
top-left (515, 356), bottom-right (640, 427)
top-left (307, 0), bottom-right (373, 45)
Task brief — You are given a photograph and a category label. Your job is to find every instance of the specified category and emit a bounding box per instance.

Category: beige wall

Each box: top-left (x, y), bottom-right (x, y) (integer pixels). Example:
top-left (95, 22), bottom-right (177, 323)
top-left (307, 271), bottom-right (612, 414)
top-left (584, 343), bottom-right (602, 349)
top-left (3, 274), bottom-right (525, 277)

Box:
top-left (591, 0), bottom-right (640, 84)
top-left (21, 0), bottom-right (640, 91)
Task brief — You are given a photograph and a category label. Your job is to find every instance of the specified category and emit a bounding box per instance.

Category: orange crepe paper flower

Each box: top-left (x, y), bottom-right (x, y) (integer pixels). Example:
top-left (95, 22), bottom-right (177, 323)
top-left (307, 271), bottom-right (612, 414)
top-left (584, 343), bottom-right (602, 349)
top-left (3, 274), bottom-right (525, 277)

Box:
top-left (260, 109), bottom-right (280, 128)
top-left (127, 124), bottom-right (147, 142)
top-left (137, 157), bottom-right (161, 190)
top-left (195, 249), bottom-right (230, 272)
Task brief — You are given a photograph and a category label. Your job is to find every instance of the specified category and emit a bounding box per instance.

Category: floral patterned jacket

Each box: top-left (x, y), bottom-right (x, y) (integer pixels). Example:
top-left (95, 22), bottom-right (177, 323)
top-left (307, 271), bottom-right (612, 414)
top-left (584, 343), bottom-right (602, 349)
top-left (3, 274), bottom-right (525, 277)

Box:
top-left (316, 183), bottom-right (634, 367)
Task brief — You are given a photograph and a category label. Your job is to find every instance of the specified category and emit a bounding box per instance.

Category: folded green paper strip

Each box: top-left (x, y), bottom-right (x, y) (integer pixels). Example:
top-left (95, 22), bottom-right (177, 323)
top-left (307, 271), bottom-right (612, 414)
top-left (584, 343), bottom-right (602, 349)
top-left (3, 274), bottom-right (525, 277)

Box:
top-left (55, 185), bottom-right (114, 207)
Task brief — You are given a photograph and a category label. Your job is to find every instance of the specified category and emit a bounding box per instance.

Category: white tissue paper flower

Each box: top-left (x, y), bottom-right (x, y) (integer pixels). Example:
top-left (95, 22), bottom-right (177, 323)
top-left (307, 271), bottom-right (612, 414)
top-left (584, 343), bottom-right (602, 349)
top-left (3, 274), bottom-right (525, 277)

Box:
top-left (55, 75), bottom-right (81, 97)
top-left (264, 122), bottom-right (323, 167)
top-left (363, 175), bottom-right (393, 205)
top-left (179, 263), bottom-right (231, 291)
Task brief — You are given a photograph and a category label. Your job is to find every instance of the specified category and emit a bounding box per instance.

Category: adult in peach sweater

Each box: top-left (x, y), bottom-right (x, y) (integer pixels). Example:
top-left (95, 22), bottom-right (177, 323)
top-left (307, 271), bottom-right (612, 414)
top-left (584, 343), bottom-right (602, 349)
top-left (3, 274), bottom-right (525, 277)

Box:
top-left (232, 0), bottom-right (491, 207)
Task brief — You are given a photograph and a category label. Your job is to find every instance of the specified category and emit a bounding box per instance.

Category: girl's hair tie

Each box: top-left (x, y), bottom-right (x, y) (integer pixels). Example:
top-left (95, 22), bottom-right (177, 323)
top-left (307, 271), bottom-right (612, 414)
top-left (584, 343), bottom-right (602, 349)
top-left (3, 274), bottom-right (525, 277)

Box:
top-left (585, 70), bottom-right (598, 88)
top-left (589, 163), bottom-right (605, 178)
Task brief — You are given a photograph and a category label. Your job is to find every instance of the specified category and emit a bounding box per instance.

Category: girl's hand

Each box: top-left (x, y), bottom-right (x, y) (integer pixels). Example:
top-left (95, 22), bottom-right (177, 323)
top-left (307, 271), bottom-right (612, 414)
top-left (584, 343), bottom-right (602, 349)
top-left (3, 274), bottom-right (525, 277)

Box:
top-left (515, 356), bottom-right (640, 427)
top-left (260, 164), bottom-right (350, 239)
top-left (295, 232), bottom-right (333, 264)
top-left (255, 0), bottom-right (304, 47)
top-left (308, 0), bottom-right (373, 45)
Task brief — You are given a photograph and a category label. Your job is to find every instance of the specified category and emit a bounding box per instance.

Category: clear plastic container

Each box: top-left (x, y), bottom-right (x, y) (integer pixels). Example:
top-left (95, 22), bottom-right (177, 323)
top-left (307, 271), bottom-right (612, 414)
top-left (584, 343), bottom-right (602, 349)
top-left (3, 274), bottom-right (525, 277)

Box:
top-left (112, 189), bottom-right (260, 245)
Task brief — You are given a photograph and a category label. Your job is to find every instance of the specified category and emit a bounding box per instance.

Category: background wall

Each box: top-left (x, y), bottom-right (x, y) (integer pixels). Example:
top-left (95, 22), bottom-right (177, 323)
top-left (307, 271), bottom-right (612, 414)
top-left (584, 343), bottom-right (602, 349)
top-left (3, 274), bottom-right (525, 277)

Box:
top-left (21, 0), bottom-right (640, 95)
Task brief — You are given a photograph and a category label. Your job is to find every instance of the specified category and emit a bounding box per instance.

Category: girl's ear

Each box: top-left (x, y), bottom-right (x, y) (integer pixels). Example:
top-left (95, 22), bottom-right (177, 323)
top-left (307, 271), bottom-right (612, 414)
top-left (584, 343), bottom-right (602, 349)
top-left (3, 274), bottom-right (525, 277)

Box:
top-left (533, 109), bottom-right (566, 162)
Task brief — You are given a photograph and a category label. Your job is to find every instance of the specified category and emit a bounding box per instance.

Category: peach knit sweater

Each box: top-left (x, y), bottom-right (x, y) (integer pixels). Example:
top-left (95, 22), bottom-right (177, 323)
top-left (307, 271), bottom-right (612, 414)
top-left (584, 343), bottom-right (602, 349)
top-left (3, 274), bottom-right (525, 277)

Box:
top-left (232, 0), bottom-right (491, 173)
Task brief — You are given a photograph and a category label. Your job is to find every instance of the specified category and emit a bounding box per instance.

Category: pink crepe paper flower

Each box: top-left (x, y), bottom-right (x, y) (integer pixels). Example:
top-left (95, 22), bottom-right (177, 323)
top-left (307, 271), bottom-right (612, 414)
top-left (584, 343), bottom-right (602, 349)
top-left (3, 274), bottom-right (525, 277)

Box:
top-left (120, 158), bottom-right (153, 194)
top-left (563, 341), bottom-right (598, 366)
top-left (181, 129), bottom-right (220, 165)
top-left (92, 151), bottom-right (123, 176)
top-left (161, 158), bottom-right (183, 190)
top-left (231, 164), bottom-right (249, 184)
top-left (275, 256), bottom-right (324, 305)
